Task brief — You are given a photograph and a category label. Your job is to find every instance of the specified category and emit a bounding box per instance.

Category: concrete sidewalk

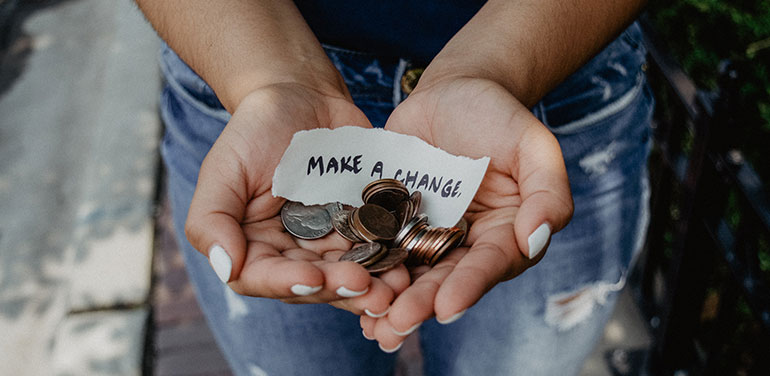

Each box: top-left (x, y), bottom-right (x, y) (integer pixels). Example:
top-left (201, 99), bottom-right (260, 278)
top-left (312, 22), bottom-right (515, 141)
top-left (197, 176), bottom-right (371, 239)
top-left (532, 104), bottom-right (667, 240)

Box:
top-left (0, 1), bottom-right (652, 375)
top-left (0, 0), bottom-right (160, 374)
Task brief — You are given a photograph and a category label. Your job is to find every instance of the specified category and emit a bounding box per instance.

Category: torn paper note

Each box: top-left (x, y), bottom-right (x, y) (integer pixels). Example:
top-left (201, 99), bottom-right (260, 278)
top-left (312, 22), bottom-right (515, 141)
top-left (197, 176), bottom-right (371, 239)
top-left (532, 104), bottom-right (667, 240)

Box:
top-left (272, 126), bottom-right (489, 228)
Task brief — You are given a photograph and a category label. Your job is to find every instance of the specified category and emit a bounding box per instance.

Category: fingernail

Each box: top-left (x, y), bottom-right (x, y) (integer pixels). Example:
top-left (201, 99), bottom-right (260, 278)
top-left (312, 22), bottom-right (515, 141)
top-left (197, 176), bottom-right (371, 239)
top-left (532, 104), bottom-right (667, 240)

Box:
top-left (392, 322), bottom-right (421, 336)
top-left (336, 286), bottom-right (369, 298)
top-left (209, 245), bottom-right (232, 283)
top-left (291, 284), bottom-right (322, 296)
top-left (379, 341), bottom-right (403, 353)
top-left (365, 306), bottom-right (390, 318)
top-left (362, 329), bottom-right (374, 341)
top-left (437, 309), bottom-right (467, 325)
top-left (527, 223), bottom-right (551, 259)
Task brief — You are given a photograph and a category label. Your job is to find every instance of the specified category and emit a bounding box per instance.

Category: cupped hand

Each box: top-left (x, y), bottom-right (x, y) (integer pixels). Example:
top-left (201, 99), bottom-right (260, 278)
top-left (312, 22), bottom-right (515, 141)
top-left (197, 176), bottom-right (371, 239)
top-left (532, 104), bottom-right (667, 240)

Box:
top-left (362, 77), bottom-right (574, 349)
top-left (184, 83), bottom-right (410, 312)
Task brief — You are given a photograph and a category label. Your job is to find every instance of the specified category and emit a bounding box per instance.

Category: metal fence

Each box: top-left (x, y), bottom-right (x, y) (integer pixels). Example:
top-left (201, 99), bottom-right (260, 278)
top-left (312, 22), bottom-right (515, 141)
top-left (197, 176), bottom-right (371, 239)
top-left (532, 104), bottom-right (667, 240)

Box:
top-left (627, 16), bottom-right (770, 375)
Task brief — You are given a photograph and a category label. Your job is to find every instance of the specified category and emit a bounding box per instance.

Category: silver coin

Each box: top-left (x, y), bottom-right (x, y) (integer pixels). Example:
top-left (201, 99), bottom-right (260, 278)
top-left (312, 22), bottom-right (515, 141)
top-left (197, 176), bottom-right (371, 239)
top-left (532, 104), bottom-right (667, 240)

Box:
top-left (331, 209), bottom-right (362, 242)
top-left (325, 202), bottom-right (344, 216)
top-left (339, 242), bottom-right (383, 264)
top-left (394, 214), bottom-right (428, 247)
top-left (280, 201), bottom-right (333, 239)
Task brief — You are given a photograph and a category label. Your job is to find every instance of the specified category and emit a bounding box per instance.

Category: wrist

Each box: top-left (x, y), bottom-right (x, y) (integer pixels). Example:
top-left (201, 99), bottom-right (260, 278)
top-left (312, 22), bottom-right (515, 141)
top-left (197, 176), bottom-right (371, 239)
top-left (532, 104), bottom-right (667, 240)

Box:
top-left (220, 59), bottom-right (350, 114)
top-left (417, 58), bottom-right (528, 98)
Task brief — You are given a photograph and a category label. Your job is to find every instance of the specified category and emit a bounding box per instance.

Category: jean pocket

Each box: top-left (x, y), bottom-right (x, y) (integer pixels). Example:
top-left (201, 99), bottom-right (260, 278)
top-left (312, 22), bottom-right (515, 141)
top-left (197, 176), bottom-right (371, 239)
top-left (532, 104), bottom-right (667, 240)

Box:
top-left (159, 43), bottom-right (230, 123)
top-left (539, 23), bottom-right (648, 133)
top-left (323, 44), bottom-right (402, 106)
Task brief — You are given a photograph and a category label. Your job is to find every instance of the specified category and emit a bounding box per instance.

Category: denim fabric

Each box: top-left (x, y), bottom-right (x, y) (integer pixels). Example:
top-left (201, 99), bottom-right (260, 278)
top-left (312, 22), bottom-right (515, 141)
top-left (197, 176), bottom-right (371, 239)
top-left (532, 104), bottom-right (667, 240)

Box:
top-left (159, 22), bottom-right (652, 376)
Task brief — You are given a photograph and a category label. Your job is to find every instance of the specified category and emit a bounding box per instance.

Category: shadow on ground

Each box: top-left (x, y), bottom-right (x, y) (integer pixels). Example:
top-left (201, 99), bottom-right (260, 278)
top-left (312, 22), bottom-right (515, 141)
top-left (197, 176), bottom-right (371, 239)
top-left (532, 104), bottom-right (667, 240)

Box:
top-left (0, 0), bottom-right (74, 97)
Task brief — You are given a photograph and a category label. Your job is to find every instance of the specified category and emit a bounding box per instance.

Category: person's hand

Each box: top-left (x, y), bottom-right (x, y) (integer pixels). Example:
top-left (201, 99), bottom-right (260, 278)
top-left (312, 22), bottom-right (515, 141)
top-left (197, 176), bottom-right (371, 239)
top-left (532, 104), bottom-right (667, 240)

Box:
top-left (360, 77), bottom-right (574, 350)
top-left (184, 83), bottom-right (410, 314)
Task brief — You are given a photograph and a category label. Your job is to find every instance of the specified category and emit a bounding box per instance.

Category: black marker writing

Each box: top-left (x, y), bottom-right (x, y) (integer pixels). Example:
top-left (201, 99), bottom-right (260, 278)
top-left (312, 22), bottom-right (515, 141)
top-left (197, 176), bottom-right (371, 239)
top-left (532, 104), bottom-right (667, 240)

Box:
top-left (307, 155), bottom-right (363, 176)
top-left (370, 161), bottom-right (384, 179)
top-left (393, 169), bottom-right (462, 198)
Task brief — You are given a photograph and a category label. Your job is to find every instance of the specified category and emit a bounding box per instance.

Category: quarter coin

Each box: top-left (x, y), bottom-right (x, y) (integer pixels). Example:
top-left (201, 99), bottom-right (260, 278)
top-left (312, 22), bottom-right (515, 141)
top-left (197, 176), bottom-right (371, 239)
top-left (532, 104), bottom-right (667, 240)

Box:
top-left (331, 209), bottom-right (362, 242)
top-left (325, 202), bottom-right (344, 216)
top-left (280, 201), bottom-right (333, 240)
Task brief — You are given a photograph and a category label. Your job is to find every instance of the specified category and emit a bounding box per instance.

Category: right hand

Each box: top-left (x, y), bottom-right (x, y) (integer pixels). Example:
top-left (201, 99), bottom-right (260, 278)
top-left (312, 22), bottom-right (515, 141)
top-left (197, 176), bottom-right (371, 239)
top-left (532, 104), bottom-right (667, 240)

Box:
top-left (184, 83), bottom-right (410, 314)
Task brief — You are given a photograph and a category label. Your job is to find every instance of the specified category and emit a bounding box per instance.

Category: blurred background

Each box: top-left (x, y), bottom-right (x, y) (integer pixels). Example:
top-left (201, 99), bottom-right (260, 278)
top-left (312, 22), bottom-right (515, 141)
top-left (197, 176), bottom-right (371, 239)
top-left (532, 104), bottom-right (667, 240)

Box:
top-left (0, 0), bottom-right (767, 375)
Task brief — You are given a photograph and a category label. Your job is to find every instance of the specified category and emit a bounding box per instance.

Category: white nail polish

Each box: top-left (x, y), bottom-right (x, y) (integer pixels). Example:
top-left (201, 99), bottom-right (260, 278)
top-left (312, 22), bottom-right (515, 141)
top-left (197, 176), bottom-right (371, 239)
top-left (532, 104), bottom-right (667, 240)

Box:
top-left (437, 309), bottom-right (467, 325)
top-left (362, 329), bottom-right (374, 341)
top-left (379, 341), bottom-right (403, 353)
top-left (336, 286), bottom-right (368, 298)
top-left (527, 223), bottom-right (551, 259)
top-left (209, 245), bottom-right (232, 283)
top-left (365, 306), bottom-right (390, 318)
top-left (291, 284), bottom-right (322, 296)
top-left (392, 322), bottom-right (421, 336)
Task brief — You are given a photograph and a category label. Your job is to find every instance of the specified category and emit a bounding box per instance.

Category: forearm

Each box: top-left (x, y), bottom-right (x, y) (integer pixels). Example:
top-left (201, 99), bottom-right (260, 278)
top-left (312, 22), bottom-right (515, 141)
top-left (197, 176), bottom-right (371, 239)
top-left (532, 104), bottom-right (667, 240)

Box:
top-left (135, 0), bottom-right (346, 112)
top-left (420, 0), bottom-right (647, 107)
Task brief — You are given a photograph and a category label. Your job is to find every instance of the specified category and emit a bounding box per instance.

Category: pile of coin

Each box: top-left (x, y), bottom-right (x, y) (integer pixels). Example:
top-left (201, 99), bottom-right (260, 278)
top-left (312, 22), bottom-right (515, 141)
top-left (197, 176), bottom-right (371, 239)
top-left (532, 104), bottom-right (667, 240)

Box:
top-left (280, 178), bottom-right (466, 273)
top-left (394, 214), bottom-right (465, 267)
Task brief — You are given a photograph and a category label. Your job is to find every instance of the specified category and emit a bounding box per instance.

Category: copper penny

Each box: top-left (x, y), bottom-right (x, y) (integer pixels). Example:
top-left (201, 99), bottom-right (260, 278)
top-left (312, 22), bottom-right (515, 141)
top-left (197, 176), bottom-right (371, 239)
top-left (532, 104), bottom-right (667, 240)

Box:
top-left (395, 200), bottom-right (414, 228)
top-left (357, 204), bottom-right (399, 241)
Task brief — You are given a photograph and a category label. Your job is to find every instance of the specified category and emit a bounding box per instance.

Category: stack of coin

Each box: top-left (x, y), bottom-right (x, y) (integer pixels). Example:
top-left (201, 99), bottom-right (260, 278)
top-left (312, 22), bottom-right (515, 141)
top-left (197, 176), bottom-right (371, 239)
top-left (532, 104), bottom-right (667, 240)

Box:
top-left (280, 178), bottom-right (466, 272)
top-left (393, 214), bottom-right (466, 266)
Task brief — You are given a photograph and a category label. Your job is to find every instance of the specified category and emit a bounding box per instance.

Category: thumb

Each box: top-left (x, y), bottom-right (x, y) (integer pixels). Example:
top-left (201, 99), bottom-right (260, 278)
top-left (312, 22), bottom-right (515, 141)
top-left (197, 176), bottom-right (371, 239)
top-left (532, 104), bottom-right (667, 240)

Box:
top-left (513, 127), bottom-right (573, 260)
top-left (184, 146), bottom-right (252, 284)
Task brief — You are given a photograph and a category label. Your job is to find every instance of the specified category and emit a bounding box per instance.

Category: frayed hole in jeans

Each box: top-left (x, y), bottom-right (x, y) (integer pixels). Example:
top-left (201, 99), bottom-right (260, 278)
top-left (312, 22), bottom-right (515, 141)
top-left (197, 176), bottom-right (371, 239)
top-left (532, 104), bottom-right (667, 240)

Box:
top-left (544, 275), bottom-right (625, 331)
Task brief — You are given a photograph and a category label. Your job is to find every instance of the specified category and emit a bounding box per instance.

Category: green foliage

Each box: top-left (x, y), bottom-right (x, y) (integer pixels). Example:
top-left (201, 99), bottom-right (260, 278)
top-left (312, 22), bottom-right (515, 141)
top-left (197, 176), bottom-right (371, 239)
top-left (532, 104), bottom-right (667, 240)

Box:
top-left (648, 0), bottom-right (770, 178)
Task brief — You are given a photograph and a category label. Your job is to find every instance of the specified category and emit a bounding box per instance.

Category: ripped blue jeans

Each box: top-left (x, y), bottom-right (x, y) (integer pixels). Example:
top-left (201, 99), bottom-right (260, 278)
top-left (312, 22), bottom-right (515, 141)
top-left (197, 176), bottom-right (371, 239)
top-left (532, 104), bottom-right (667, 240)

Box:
top-left (159, 23), bottom-right (653, 376)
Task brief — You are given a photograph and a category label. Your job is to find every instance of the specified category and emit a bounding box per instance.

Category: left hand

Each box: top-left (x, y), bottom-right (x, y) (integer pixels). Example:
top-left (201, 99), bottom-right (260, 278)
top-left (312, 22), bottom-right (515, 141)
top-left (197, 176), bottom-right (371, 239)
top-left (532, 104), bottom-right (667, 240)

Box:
top-left (360, 76), bottom-right (574, 350)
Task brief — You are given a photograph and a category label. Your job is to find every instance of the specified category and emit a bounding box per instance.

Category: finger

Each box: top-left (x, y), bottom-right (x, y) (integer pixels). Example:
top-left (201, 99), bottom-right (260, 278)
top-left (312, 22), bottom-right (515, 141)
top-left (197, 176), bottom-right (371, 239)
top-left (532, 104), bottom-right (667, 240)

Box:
top-left (228, 242), bottom-right (326, 299)
top-left (373, 315), bottom-right (409, 353)
top-left (407, 264), bottom-right (432, 282)
top-left (185, 145), bottom-right (253, 283)
top-left (513, 126), bottom-right (573, 259)
top-left (374, 264), bottom-right (411, 296)
top-left (385, 248), bottom-right (465, 334)
top-left (433, 227), bottom-right (530, 321)
top-left (322, 249), bottom-right (410, 300)
top-left (279, 257), bottom-right (373, 303)
top-left (329, 278), bottom-right (394, 317)
top-left (315, 259), bottom-right (372, 299)
top-left (360, 315), bottom-right (377, 341)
